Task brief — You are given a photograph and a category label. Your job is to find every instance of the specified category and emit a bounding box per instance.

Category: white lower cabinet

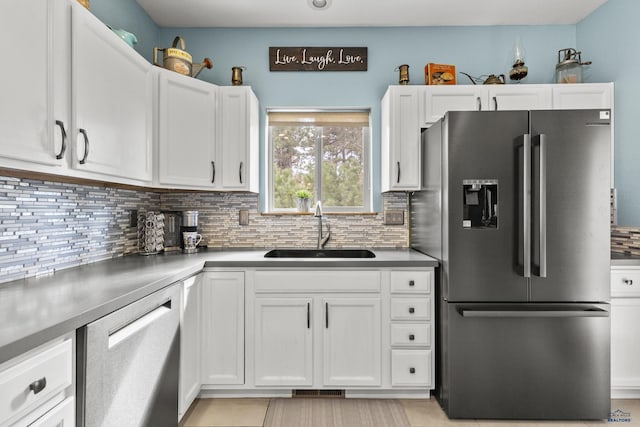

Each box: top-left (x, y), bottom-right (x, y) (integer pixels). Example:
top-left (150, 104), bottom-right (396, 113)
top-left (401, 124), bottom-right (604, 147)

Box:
top-left (391, 350), bottom-right (432, 387)
top-left (0, 335), bottom-right (74, 427)
top-left (201, 271), bottom-right (245, 386)
top-left (611, 265), bottom-right (640, 398)
top-left (179, 274), bottom-right (202, 421)
top-left (254, 298), bottom-right (313, 386)
top-left (323, 298), bottom-right (381, 387)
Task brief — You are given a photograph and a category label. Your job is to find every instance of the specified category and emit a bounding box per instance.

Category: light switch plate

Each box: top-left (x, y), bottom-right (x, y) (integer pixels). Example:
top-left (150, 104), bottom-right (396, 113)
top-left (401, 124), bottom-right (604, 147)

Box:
top-left (384, 210), bottom-right (404, 225)
top-left (239, 210), bottom-right (249, 226)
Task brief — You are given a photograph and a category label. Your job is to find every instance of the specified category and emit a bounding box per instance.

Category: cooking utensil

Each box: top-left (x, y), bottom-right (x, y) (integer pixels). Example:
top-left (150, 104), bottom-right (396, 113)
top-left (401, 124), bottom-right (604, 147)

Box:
top-left (460, 72), bottom-right (506, 85)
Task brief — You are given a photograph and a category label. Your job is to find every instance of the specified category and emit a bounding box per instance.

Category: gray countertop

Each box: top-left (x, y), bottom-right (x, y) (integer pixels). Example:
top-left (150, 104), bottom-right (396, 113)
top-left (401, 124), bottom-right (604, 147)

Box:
top-left (0, 248), bottom-right (437, 363)
top-left (611, 252), bottom-right (640, 266)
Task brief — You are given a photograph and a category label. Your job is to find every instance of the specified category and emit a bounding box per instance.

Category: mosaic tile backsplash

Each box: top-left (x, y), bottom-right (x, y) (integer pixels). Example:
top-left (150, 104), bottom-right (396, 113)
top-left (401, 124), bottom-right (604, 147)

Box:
top-left (0, 176), bottom-right (408, 284)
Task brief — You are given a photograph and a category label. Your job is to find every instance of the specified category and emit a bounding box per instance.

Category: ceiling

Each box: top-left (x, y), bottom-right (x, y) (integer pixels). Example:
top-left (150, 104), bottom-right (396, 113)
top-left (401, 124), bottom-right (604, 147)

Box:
top-left (136, 0), bottom-right (609, 28)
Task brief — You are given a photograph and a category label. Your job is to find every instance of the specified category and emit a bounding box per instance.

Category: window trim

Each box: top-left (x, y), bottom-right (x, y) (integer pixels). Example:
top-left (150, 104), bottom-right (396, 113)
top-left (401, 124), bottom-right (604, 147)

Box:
top-left (265, 108), bottom-right (372, 213)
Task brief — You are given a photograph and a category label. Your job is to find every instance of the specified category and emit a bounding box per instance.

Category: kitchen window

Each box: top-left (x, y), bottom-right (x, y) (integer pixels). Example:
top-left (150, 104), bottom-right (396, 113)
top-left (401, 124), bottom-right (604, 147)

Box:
top-left (266, 109), bottom-right (371, 212)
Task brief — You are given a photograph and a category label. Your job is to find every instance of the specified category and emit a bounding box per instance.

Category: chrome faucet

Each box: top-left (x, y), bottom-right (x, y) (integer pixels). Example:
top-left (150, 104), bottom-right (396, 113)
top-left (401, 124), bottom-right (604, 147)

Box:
top-left (313, 201), bottom-right (331, 249)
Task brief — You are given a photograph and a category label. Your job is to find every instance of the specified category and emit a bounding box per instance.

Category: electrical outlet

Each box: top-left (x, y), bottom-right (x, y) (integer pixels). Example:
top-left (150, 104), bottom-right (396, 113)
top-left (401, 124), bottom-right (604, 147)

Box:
top-left (239, 210), bottom-right (249, 226)
top-left (384, 210), bottom-right (404, 225)
top-left (128, 210), bottom-right (138, 227)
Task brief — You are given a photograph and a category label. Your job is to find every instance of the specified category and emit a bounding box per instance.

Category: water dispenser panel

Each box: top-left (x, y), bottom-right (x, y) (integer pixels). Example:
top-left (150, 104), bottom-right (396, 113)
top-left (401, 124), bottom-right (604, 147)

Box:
top-left (463, 179), bottom-right (498, 229)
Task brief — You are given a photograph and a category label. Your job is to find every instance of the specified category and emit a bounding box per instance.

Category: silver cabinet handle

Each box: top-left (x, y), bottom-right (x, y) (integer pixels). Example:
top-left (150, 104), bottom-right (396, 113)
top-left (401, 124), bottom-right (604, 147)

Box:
top-left (55, 120), bottom-right (67, 160)
top-left (493, 96), bottom-right (498, 110)
top-left (623, 278), bottom-right (634, 286)
top-left (477, 96), bottom-right (482, 111)
top-left (239, 161), bottom-right (243, 184)
top-left (211, 161), bottom-right (216, 183)
top-left (108, 301), bottom-right (172, 348)
top-left (396, 161), bottom-right (401, 184)
top-left (29, 377), bottom-right (47, 394)
top-left (79, 128), bottom-right (89, 165)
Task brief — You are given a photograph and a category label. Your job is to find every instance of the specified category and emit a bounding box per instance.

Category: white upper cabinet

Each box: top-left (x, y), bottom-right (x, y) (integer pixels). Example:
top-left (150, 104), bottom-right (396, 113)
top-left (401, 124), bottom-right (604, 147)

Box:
top-left (420, 85), bottom-right (484, 125)
top-left (157, 70), bottom-right (218, 189)
top-left (381, 86), bottom-right (422, 192)
top-left (486, 85), bottom-right (552, 111)
top-left (71, 2), bottom-right (153, 183)
top-left (0, 0), bottom-right (70, 171)
top-left (552, 83), bottom-right (613, 109)
top-left (218, 87), bottom-right (259, 192)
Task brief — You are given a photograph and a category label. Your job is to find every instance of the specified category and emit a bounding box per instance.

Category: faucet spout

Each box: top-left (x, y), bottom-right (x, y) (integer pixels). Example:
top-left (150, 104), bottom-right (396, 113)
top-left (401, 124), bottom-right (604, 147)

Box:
top-left (313, 201), bottom-right (330, 249)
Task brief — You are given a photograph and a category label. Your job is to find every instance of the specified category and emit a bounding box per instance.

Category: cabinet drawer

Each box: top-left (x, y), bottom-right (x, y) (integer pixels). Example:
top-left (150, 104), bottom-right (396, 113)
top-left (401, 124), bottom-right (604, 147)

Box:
top-left (390, 271), bottom-right (431, 294)
top-left (611, 268), bottom-right (640, 297)
top-left (0, 339), bottom-right (72, 425)
top-left (391, 349), bottom-right (432, 386)
top-left (254, 270), bottom-right (381, 293)
top-left (390, 298), bottom-right (431, 320)
top-left (29, 396), bottom-right (75, 427)
top-left (390, 323), bottom-right (430, 347)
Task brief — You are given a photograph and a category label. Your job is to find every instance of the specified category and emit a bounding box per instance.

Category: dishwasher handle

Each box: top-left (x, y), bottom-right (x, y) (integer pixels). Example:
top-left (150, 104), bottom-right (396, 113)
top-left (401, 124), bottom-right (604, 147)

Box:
top-left (108, 300), bottom-right (172, 348)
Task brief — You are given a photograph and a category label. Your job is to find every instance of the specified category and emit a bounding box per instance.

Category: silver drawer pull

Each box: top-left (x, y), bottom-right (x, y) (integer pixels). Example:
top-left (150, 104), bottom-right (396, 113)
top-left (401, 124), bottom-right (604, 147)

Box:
top-left (29, 377), bottom-right (47, 394)
top-left (409, 367), bottom-right (416, 374)
top-left (623, 278), bottom-right (634, 286)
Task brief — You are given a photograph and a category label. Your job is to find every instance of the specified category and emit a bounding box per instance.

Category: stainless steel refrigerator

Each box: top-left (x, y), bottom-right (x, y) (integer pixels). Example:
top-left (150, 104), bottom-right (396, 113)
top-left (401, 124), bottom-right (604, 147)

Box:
top-left (410, 110), bottom-right (611, 420)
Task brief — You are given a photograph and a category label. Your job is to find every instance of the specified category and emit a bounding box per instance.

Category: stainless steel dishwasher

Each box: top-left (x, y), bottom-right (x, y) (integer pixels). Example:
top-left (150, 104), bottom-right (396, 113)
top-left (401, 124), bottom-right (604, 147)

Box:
top-left (77, 283), bottom-right (181, 427)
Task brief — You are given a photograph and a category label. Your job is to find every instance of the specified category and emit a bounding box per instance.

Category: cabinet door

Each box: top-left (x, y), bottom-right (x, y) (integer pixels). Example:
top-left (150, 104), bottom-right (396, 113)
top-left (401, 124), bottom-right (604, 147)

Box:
top-left (421, 85), bottom-right (485, 124)
top-left (381, 86), bottom-right (421, 191)
top-left (219, 87), bottom-right (258, 191)
top-left (323, 298), bottom-right (381, 386)
top-left (552, 83), bottom-right (613, 109)
top-left (71, 3), bottom-right (153, 182)
top-left (158, 71), bottom-right (218, 188)
top-left (0, 0), bottom-right (68, 169)
top-left (179, 275), bottom-right (201, 420)
top-left (201, 272), bottom-right (244, 385)
top-left (487, 85), bottom-right (552, 111)
top-left (254, 298), bottom-right (313, 386)
top-left (611, 298), bottom-right (640, 394)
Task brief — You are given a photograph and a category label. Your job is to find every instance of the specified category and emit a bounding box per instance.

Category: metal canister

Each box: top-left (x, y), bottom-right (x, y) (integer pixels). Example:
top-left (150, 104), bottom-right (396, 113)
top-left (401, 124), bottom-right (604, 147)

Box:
top-left (154, 37), bottom-right (193, 76)
top-left (231, 66), bottom-right (245, 86)
top-left (182, 210), bottom-right (198, 227)
top-left (396, 64), bottom-right (410, 85)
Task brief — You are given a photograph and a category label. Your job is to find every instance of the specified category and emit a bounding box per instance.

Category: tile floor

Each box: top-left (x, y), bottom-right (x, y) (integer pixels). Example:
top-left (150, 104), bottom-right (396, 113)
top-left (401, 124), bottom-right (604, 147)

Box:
top-left (180, 398), bottom-right (640, 427)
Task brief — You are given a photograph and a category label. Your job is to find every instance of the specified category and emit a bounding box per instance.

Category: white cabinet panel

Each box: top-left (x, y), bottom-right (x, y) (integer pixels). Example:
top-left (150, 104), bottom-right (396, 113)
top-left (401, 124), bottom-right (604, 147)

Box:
top-left (487, 85), bottom-right (552, 111)
top-left (381, 86), bottom-right (421, 191)
top-left (421, 85), bottom-right (484, 124)
top-left (254, 298), bottom-right (313, 386)
top-left (552, 83), bottom-right (613, 109)
top-left (323, 298), bottom-right (381, 386)
top-left (28, 396), bottom-right (74, 427)
top-left (158, 71), bottom-right (217, 188)
top-left (201, 272), bottom-right (244, 385)
top-left (391, 349), bottom-right (432, 387)
top-left (390, 297), bottom-right (431, 321)
top-left (390, 271), bottom-right (431, 294)
top-left (71, 3), bottom-right (153, 182)
top-left (611, 298), bottom-right (640, 396)
top-left (0, 0), bottom-right (69, 170)
top-left (390, 324), bottom-right (430, 347)
top-left (179, 275), bottom-right (202, 420)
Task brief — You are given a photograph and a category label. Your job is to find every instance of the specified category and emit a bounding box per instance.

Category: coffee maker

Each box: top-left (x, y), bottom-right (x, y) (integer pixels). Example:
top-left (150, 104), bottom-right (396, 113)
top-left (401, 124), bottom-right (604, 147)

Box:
top-left (180, 210), bottom-right (199, 253)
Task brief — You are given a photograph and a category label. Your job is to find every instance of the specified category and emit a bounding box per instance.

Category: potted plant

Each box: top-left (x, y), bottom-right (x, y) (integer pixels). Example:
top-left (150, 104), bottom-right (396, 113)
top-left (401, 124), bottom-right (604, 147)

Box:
top-left (295, 189), bottom-right (312, 212)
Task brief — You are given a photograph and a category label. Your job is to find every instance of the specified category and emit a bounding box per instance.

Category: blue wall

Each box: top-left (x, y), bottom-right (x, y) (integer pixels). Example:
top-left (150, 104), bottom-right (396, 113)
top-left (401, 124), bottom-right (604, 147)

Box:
top-left (158, 26), bottom-right (575, 210)
top-left (90, 0), bottom-right (159, 62)
top-left (578, 0), bottom-right (640, 226)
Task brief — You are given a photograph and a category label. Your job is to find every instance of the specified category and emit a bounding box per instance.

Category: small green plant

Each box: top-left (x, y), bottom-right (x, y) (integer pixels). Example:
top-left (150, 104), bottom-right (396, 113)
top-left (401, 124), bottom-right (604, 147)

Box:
top-left (295, 189), bottom-right (312, 200)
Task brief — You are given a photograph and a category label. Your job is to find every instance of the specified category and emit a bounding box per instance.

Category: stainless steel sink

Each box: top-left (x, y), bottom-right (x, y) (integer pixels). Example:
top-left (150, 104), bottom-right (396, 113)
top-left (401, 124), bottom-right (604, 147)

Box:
top-left (264, 249), bottom-right (376, 258)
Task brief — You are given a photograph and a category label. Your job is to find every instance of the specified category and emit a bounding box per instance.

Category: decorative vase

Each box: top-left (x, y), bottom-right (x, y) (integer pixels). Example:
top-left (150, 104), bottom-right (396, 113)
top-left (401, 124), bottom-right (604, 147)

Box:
top-left (297, 198), bottom-right (310, 212)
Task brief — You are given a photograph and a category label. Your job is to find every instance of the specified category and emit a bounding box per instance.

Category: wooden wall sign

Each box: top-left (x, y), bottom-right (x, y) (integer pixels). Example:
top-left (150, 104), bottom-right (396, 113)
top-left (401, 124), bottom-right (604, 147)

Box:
top-left (269, 47), bottom-right (367, 71)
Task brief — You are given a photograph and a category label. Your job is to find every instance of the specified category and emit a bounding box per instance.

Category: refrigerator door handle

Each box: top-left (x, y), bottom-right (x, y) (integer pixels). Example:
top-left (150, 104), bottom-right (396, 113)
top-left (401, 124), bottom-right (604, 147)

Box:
top-left (520, 134), bottom-right (532, 278)
top-left (533, 134), bottom-right (548, 278)
top-left (459, 307), bottom-right (609, 318)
